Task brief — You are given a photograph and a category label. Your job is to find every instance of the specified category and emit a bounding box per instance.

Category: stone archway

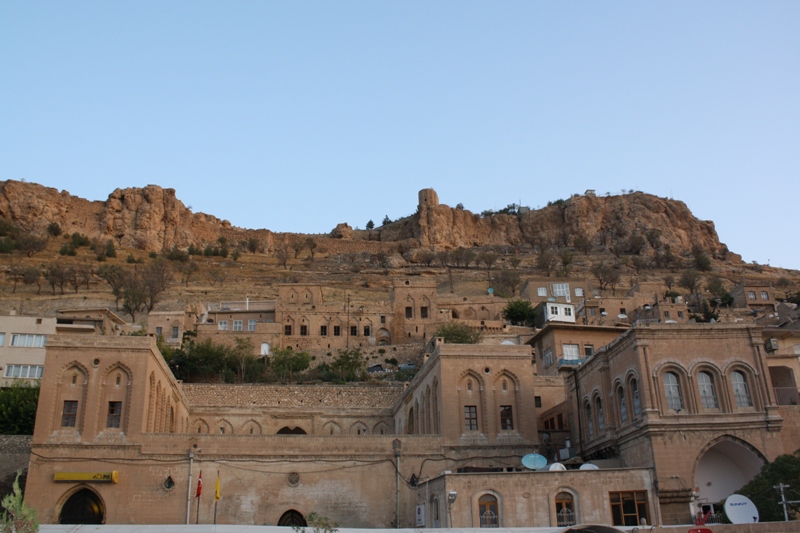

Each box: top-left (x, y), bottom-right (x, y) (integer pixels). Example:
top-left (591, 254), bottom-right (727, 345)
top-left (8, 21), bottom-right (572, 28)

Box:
top-left (278, 509), bottom-right (307, 527)
top-left (694, 438), bottom-right (764, 508)
top-left (59, 488), bottom-right (105, 524)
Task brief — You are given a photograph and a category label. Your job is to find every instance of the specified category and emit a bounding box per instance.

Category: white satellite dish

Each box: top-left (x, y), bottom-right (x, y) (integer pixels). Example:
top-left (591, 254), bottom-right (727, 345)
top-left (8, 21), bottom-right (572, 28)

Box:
top-left (579, 463), bottom-right (599, 470)
top-left (548, 462), bottom-right (566, 471)
top-left (617, 314), bottom-right (628, 319)
top-left (724, 494), bottom-right (759, 524)
top-left (521, 454), bottom-right (547, 470)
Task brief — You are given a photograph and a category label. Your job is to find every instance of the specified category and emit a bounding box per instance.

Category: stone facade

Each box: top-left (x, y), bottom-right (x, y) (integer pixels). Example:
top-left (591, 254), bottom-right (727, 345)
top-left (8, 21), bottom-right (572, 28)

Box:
top-left (22, 320), bottom-right (800, 528)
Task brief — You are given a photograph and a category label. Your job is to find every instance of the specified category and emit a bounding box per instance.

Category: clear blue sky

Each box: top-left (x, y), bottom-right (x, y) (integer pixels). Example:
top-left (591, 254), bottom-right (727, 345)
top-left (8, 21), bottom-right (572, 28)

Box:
top-left (2, 2), bottom-right (798, 268)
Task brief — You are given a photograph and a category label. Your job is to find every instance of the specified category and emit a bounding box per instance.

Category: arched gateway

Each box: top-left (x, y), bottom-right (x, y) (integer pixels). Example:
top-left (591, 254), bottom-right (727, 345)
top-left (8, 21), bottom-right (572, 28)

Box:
top-left (59, 488), bottom-right (105, 524)
top-left (278, 509), bottom-right (307, 527)
top-left (693, 437), bottom-right (765, 515)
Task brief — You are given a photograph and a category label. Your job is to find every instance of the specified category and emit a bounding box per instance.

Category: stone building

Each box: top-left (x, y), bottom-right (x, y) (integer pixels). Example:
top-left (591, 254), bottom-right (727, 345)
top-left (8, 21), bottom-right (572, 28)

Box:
top-left (21, 291), bottom-right (800, 528)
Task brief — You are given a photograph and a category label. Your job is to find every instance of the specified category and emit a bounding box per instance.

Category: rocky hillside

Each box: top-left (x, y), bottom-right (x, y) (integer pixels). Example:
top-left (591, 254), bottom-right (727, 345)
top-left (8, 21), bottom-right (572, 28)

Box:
top-left (0, 180), bottom-right (730, 260)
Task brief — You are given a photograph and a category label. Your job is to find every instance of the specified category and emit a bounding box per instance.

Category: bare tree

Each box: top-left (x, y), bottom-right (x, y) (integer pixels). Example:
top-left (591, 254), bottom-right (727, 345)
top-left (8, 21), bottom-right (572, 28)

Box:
top-left (16, 233), bottom-right (48, 257)
top-left (559, 250), bottom-right (575, 276)
top-left (180, 261), bottom-right (200, 287)
top-left (291, 238), bottom-right (306, 259)
top-left (305, 238), bottom-right (318, 259)
top-left (97, 264), bottom-right (130, 311)
top-left (275, 246), bottom-right (291, 269)
top-left (22, 266), bottom-right (41, 294)
top-left (122, 277), bottom-right (147, 322)
top-left (590, 261), bottom-right (621, 293)
top-left (141, 258), bottom-right (173, 312)
top-left (418, 250), bottom-right (436, 267)
top-left (207, 268), bottom-right (227, 287)
top-left (46, 262), bottom-right (68, 295)
top-left (537, 251), bottom-right (559, 277)
top-left (6, 265), bottom-right (24, 293)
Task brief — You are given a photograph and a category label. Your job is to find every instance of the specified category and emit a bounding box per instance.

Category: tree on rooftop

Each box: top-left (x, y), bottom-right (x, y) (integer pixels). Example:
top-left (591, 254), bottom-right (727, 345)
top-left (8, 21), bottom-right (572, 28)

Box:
top-left (502, 300), bottom-right (537, 327)
top-left (434, 322), bottom-right (481, 344)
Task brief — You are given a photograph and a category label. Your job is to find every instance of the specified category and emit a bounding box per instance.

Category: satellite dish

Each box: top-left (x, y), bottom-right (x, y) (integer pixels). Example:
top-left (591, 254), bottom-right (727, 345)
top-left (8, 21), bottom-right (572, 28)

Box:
top-left (724, 494), bottom-right (759, 524)
top-left (579, 463), bottom-right (599, 470)
top-left (548, 462), bottom-right (566, 471)
top-left (617, 314), bottom-right (628, 319)
top-left (521, 454), bottom-right (547, 470)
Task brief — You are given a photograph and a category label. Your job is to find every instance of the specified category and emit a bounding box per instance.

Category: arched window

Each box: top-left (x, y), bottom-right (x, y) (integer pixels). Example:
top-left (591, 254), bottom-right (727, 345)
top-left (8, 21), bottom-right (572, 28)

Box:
top-left (618, 387), bottom-right (628, 424)
top-left (631, 378), bottom-right (642, 416)
top-left (585, 403), bottom-right (593, 437)
top-left (731, 371), bottom-right (752, 407)
top-left (698, 371), bottom-right (719, 409)
top-left (555, 492), bottom-right (576, 527)
top-left (663, 372), bottom-right (684, 412)
top-left (595, 397), bottom-right (604, 431)
top-left (478, 494), bottom-right (499, 528)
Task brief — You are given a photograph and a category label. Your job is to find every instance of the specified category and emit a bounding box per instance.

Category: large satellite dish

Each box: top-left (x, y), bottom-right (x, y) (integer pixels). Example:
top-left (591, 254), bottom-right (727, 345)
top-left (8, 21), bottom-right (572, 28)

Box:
top-left (579, 463), bottom-right (599, 470)
top-left (724, 494), bottom-right (759, 524)
top-left (521, 454), bottom-right (547, 470)
top-left (548, 462), bottom-right (567, 471)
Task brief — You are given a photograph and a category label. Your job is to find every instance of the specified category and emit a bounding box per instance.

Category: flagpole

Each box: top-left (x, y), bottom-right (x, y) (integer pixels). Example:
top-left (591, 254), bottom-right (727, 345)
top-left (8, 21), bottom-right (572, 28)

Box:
top-left (196, 470), bottom-right (201, 524)
top-left (214, 470), bottom-right (219, 525)
top-left (186, 450), bottom-right (194, 525)
top-left (195, 470), bottom-right (203, 524)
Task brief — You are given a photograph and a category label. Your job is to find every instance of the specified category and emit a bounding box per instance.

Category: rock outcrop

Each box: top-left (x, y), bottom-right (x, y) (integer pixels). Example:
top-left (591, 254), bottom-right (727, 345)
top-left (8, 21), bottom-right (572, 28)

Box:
top-left (0, 180), bottom-right (273, 252)
top-left (381, 190), bottom-right (726, 258)
top-left (0, 180), bottom-right (727, 258)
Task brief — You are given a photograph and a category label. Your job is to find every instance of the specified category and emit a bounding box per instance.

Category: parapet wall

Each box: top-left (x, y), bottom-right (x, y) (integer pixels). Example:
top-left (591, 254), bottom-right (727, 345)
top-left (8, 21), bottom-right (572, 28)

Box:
top-left (182, 383), bottom-right (404, 408)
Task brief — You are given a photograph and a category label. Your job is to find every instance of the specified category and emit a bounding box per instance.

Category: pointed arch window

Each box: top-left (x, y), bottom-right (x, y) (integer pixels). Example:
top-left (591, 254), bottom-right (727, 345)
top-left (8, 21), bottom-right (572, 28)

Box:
top-left (697, 371), bottom-right (719, 409)
top-left (596, 397), bottom-right (605, 431)
top-left (631, 378), bottom-right (642, 416)
top-left (731, 371), bottom-right (752, 407)
top-left (663, 372), bottom-right (684, 412)
top-left (618, 387), bottom-right (628, 424)
top-left (585, 403), bottom-right (594, 437)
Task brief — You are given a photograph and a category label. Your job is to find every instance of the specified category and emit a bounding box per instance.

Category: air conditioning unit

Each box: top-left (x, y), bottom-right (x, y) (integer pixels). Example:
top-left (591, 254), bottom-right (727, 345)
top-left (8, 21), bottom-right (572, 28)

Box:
top-left (765, 338), bottom-right (779, 352)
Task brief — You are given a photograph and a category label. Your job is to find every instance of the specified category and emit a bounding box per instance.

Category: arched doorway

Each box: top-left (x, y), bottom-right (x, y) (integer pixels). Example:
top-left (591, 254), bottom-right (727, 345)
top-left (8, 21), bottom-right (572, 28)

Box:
top-left (478, 494), bottom-right (499, 528)
top-left (277, 426), bottom-right (307, 435)
top-left (278, 510), bottom-right (307, 527)
top-left (59, 488), bottom-right (105, 524)
top-left (694, 438), bottom-right (764, 513)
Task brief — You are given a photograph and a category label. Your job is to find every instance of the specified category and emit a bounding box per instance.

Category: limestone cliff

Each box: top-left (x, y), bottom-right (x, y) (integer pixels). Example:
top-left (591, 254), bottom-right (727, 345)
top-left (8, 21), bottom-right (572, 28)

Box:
top-left (0, 180), bottom-right (726, 258)
top-left (381, 191), bottom-right (726, 258)
top-left (0, 180), bottom-right (273, 252)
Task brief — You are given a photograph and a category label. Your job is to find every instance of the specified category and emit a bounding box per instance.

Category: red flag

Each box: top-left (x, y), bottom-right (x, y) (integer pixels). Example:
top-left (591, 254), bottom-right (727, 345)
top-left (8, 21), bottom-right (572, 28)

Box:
top-left (196, 471), bottom-right (203, 498)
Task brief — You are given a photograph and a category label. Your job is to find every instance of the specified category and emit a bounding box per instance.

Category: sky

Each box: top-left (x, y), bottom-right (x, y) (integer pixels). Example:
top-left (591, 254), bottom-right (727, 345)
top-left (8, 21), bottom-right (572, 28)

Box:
top-left (1, 2), bottom-right (798, 268)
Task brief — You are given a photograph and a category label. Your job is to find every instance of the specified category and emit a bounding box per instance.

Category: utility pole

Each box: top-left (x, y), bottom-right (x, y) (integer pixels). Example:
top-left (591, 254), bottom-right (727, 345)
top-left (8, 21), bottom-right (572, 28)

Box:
top-left (775, 483), bottom-right (800, 522)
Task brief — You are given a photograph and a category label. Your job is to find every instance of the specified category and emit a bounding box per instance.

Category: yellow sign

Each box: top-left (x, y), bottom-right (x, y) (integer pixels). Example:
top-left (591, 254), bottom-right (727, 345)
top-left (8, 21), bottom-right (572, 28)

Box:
top-left (54, 471), bottom-right (119, 483)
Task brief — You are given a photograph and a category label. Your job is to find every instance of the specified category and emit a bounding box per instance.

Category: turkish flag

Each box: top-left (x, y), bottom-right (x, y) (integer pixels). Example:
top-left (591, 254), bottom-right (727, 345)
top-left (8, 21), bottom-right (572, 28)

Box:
top-left (196, 471), bottom-right (202, 498)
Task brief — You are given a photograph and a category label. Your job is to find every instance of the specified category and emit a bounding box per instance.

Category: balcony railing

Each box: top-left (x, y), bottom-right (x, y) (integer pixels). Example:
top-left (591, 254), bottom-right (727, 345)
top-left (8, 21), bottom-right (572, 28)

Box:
top-left (558, 357), bottom-right (587, 367)
top-left (557, 509), bottom-right (576, 527)
top-left (774, 387), bottom-right (800, 406)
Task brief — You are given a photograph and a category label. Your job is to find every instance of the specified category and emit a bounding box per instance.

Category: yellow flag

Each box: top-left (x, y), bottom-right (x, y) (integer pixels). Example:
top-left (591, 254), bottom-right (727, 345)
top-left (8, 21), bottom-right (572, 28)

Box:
top-left (214, 473), bottom-right (221, 501)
